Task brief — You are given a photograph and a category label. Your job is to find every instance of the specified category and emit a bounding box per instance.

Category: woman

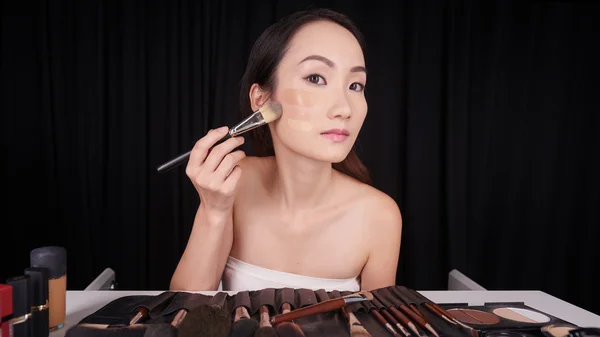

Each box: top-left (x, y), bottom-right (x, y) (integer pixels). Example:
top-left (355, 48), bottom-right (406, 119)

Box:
top-left (170, 8), bottom-right (402, 292)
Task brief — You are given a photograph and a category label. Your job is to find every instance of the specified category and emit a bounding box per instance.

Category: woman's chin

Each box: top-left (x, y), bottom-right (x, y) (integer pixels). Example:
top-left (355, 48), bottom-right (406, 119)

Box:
top-left (297, 149), bottom-right (352, 164)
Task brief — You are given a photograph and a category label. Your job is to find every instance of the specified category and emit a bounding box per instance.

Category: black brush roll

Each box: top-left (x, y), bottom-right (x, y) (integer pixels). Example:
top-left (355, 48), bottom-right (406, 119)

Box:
top-left (78, 295), bottom-right (154, 326)
top-left (228, 290), bottom-right (252, 317)
top-left (394, 286), bottom-right (420, 305)
top-left (371, 288), bottom-right (396, 310)
top-left (250, 287), bottom-right (276, 317)
top-left (155, 292), bottom-right (213, 318)
top-left (277, 287), bottom-right (296, 312)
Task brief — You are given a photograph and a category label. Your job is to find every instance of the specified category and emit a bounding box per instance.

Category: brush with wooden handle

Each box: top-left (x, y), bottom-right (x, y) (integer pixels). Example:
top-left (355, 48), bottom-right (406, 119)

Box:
top-left (253, 306), bottom-right (277, 337)
top-left (370, 297), bottom-right (411, 337)
top-left (270, 291), bottom-right (373, 325)
top-left (401, 287), bottom-right (479, 337)
top-left (341, 306), bottom-right (372, 337)
top-left (379, 288), bottom-right (439, 337)
top-left (229, 305), bottom-right (259, 337)
top-left (274, 303), bottom-right (305, 337)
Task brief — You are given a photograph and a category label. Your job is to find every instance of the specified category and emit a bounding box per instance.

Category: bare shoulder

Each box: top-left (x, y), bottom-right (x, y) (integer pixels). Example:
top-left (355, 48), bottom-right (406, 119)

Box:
top-left (337, 174), bottom-right (403, 235)
top-left (360, 184), bottom-right (402, 232)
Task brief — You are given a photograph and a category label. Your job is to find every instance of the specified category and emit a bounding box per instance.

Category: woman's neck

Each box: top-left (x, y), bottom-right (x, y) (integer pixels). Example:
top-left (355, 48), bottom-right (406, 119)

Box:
top-left (270, 151), bottom-right (335, 213)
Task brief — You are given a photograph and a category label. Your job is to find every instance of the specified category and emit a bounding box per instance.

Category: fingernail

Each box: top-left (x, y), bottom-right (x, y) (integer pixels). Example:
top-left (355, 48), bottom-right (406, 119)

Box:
top-left (218, 126), bottom-right (228, 132)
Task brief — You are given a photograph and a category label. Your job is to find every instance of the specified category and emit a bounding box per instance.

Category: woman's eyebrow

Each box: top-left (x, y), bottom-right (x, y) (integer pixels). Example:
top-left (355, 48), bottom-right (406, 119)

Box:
top-left (298, 54), bottom-right (367, 74)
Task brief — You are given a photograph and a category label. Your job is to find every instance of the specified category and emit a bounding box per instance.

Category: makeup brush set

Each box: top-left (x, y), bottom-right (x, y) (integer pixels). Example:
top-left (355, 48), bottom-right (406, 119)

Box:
top-left (62, 286), bottom-right (594, 337)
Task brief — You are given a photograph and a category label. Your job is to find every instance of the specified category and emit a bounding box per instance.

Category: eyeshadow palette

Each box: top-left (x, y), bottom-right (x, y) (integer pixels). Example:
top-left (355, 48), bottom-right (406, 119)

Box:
top-left (439, 302), bottom-right (579, 337)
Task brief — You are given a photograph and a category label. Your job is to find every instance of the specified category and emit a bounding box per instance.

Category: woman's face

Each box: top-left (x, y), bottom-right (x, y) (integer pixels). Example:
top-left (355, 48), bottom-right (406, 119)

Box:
top-left (269, 20), bottom-right (368, 163)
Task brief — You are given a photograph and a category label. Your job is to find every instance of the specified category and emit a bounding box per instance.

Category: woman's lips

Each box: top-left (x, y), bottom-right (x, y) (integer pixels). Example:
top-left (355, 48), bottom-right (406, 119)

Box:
top-left (321, 128), bottom-right (349, 142)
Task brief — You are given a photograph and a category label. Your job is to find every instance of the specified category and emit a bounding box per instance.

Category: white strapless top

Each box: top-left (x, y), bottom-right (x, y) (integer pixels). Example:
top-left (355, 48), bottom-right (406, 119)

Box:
top-left (221, 256), bottom-right (360, 292)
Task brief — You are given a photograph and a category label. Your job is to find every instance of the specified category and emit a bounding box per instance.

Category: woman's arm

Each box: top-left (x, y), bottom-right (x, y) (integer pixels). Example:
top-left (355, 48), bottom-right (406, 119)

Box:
top-left (359, 194), bottom-right (403, 291)
top-left (169, 204), bottom-right (234, 291)
top-left (169, 127), bottom-right (245, 291)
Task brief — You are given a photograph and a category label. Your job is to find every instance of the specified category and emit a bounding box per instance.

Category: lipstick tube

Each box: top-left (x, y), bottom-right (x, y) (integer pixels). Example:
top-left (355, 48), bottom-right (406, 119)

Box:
top-left (0, 284), bottom-right (14, 337)
top-left (6, 275), bottom-right (32, 337)
top-left (25, 267), bottom-right (50, 337)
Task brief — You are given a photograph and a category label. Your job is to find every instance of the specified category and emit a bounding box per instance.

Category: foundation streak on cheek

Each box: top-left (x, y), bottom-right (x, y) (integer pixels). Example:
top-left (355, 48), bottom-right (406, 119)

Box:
top-left (281, 88), bottom-right (324, 132)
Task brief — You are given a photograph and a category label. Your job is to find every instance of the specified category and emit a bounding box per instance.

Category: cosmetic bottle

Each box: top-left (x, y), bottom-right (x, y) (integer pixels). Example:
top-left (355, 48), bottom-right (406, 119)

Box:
top-left (25, 267), bottom-right (50, 337)
top-left (30, 246), bottom-right (67, 331)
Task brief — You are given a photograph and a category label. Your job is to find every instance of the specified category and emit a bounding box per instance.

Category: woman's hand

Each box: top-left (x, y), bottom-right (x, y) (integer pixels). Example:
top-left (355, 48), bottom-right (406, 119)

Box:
top-left (185, 126), bottom-right (246, 217)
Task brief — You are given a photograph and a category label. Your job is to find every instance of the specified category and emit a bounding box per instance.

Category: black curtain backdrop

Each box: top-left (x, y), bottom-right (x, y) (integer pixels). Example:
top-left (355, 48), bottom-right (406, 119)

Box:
top-left (2, 0), bottom-right (599, 315)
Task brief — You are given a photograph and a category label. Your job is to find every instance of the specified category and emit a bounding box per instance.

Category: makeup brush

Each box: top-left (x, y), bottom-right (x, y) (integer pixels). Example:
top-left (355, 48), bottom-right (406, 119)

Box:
top-left (253, 306), bottom-right (278, 337)
top-left (157, 100), bottom-right (284, 173)
top-left (372, 292), bottom-right (423, 337)
top-left (369, 297), bottom-right (410, 337)
top-left (377, 308), bottom-right (411, 337)
top-left (378, 289), bottom-right (438, 337)
top-left (270, 291), bottom-right (373, 325)
top-left (274, 303), bottom-right (305, 337)
top-left (170, 308), bottom-right (188, 328)
top-left (130, 291), bottom-right (176, 325)
top-left (402, 287), bottom-right (479, 337)
top-left (341, 305), bottom-right (372, 337)
top-left (229, 306), bottom-right (259, 337)
top-left (391, 288), bottom-right (424, 318)
top-left (65, 323), bottom-right (178, 337)
top-left (177, 304), bottom-right (232, 337)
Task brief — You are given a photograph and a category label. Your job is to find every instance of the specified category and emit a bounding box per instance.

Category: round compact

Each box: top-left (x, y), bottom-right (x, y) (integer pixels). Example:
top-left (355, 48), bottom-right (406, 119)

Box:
top-left (492, 307), bottom-right (551, 324)
top-left (541, 324), bottom-right (582, 337)
top-left (484, 331), bottom-right (537, 337)
top-left (447, 308), bottom-right (501, 325)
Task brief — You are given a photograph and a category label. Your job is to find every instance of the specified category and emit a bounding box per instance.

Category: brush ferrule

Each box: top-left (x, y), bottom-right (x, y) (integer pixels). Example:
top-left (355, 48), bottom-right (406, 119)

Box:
top-left (230, 110), bottom-right (265, 136)
top-left (343, 294), bottom-right (371, 305)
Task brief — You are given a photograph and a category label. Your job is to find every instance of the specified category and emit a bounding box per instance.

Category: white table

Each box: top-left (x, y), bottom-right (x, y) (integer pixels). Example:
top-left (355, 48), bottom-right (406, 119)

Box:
top-left (50, 290), bottom-right (600, 337)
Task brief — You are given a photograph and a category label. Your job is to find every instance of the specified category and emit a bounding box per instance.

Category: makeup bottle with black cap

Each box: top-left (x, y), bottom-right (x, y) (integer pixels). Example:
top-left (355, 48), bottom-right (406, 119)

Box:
top-left (25, 267), bottom-right (49, 337)
top-left (6, 275), bottom-right (32, 337)
top-left (30, 246), bottom-right (67, 332)
top-left (0, 284), bottom-right (14, 337)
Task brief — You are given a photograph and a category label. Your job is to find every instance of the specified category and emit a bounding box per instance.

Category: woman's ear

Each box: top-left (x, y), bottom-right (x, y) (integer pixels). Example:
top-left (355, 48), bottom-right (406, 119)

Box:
top-left (249, 83), bottom-right (269, 111)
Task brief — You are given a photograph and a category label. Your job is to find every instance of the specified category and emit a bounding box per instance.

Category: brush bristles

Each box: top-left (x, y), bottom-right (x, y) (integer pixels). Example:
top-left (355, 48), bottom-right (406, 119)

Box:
top-left (229, 319), bottom-right (260, 337)
top-left (177, 305), bottom-right (232, 337)
top-left (259, 101), bottom-right (283, 123)
top-left (275, 322), bottom-right (306, 337)
top-left (350, 324), bottom-right (373, 337)
top-left (253, 326), bottom-right (279, 337)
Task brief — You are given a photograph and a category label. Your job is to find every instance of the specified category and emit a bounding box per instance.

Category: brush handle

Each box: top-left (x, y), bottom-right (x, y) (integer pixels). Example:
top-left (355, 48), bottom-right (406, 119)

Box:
top-left (233, 306), bottom-right (251, 321)
top-left (156, 132), bottom-right (232, 173)
top-left (270, 297), bottom-right (345, 324)
top-left (370, 309), bottom-right (401, 337)
top-left (379, 309), bottom-right (408, 337)
top-left (391, 287), bottom-right (424, 318)
top-left (281, 302), bottom-right (292, 314)
top-left (259, 306), bottom-right (272, 328)
top-left (393, 306), bottom-right (425, 328)
top-left (343, 307), bottom-right (373, 337)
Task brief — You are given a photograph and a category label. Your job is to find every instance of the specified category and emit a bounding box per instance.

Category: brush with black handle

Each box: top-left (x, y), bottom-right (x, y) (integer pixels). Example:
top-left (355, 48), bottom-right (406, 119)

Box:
top-left (157, 101), bottom-right (283, 173)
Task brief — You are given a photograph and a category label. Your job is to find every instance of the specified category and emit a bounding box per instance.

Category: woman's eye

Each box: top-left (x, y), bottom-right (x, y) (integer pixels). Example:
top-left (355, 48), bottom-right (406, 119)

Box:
top-left (350, 82), bottom-right (365, 92)
top-left (306, 74), bottom-right (325, 85)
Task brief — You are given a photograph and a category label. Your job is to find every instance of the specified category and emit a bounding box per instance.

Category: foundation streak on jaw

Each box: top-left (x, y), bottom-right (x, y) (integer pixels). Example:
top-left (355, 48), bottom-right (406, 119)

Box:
top-left (281, 88), bottom-right (322, 132)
